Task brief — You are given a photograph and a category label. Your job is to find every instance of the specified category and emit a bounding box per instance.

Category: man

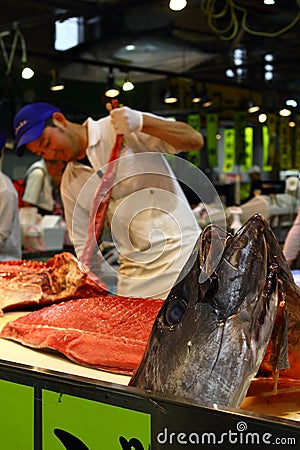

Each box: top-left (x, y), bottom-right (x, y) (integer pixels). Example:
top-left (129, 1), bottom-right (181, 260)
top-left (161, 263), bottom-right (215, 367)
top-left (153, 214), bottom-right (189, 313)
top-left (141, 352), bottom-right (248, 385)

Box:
top-left (248, 165), bottom-right (262, 199)
top-left (283, 205), bottom-right (300, 268)
top-left (22, 158), bottom-right (55, 215)
top-left (0, 128), bottom-right (22, 261)
top-left (14, 102), bottom-right (204, 298)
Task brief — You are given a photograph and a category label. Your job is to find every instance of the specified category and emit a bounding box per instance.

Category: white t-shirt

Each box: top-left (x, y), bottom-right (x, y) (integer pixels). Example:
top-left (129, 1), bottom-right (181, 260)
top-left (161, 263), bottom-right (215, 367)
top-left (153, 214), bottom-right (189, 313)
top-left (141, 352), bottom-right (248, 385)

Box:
top-left (61, 115), bottom-right (200, 298)
top-left (0, 171), bottom-right (22, 260)
top-left (23, 159), bottom-right (54, 213)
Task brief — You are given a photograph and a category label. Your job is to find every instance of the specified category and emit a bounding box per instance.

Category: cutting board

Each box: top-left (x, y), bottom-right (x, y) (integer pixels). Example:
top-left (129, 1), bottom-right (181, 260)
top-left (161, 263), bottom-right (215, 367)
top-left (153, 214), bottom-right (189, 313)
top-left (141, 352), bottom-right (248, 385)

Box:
top-left (241, 378), bottom-right (300, 422)
top-left (0, 312), bottom-right (299, 422)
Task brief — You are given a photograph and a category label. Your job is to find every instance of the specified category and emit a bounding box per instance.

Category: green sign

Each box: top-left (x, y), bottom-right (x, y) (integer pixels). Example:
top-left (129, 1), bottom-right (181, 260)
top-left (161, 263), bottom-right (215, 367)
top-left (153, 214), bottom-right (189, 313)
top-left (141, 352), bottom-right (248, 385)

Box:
top-left (0, 379), bottom-right (34, 448)
top-left (262, 125), bottom-right (272, 172)
top-left (242, 126), bottom-right (254, 172)
top-left (223, 128), bottom-right (235, 172)
top-left (279, 116), bottom-right (292, 169)
top-left (42, 390), bottom-right (151, 449)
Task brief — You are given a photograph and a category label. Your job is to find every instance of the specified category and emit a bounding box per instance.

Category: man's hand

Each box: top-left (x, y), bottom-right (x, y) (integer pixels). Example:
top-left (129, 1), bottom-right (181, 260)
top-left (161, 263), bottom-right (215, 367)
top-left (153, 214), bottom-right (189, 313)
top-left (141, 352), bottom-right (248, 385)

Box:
top-left (108, 105), bottom-right (143, 135)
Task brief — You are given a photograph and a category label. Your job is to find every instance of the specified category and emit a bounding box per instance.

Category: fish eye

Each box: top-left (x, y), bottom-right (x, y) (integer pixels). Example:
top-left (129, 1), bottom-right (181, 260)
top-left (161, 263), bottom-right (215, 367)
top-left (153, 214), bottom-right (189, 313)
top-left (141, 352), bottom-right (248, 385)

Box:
top-left (163, 296), bottom-right (187, 326)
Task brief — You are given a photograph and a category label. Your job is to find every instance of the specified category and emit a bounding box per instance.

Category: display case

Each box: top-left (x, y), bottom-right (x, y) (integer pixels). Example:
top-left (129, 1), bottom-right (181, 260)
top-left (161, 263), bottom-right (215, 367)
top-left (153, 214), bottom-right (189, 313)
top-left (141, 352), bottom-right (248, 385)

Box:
top-left (0, 322), bottom-right (299, 450)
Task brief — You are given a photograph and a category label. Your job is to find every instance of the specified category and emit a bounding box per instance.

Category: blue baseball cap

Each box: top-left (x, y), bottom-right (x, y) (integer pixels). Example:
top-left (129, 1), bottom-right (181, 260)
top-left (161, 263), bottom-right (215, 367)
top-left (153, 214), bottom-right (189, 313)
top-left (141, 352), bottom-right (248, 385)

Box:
top-left (0, 128), bottom-right (5, 150)
top-left (14, 102), bottom-right (61, 156)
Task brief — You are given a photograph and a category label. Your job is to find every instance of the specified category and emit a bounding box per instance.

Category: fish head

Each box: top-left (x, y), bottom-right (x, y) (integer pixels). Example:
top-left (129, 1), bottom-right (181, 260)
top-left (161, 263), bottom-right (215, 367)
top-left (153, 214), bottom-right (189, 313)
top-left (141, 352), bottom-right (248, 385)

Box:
top-left (130, 214), bottom-right (280, 408)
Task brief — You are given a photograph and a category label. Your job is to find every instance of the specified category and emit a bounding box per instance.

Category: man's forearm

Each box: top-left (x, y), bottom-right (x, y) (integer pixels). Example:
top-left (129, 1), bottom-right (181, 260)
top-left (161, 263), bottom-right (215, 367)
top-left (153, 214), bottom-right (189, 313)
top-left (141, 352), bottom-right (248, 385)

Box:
top-left (142, 113), bottom-right (204, 151)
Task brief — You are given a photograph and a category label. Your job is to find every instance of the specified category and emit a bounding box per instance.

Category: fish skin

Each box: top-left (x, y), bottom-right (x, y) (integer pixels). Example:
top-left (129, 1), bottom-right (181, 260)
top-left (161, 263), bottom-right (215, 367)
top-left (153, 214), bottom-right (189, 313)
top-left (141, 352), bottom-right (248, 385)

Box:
top-left (130, 214), bottom-right (288, 408)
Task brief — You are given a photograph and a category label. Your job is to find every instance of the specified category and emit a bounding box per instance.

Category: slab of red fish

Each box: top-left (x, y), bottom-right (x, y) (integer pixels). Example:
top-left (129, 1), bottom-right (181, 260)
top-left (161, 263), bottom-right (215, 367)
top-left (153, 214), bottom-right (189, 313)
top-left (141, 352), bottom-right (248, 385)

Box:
top-left (0, 252), bottom-right (107, 315)
top-left (0, 296), bottom-right (163, 375)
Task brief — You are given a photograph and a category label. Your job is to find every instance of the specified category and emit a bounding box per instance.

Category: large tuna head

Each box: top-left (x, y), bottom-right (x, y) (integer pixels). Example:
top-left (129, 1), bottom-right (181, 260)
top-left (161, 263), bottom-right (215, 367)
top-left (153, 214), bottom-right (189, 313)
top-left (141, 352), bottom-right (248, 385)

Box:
top-left (130, 214), bottom-right (282, 409)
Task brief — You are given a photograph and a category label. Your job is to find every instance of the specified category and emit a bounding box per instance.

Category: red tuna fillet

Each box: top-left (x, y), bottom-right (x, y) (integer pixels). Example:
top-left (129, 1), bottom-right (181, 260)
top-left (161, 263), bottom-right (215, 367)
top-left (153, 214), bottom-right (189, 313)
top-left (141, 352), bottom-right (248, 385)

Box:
top-left (0, 296), bottom-right (163, 375)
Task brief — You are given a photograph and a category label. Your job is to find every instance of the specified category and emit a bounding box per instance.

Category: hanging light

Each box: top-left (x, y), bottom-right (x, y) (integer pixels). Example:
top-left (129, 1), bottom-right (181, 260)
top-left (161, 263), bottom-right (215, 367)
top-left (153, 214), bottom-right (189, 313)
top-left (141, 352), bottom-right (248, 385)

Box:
top-left (18, 29), bottom-right (34, 79)
top-left (247, 91), bottom-right (260, 113)
top-left (164, 91), bottom-right (178, 104)
top-left (288, 118), bottom-right (296, 127)
top-left (50, 68), bottom-right (65, 91)
top-left (105, 68), bottom-right (120, 98)
top-left (201, 97), bottom-right (212, 108)
top-left (278, 98), bottom-right (292, 117)
top-left (258, 112), bottom-right (268, 123)
top-left (164, 82), bottom-right (178, 105)
top-left (163, 79), bottom-right (178, 104)
top-left (21, 64), bottom-right (34, 80)
top-left (247, 100), bottom-right (260, 113)
top-left (279, 107), bottom-right (292, 117)
top-left (169, 0), bottom-right (187, 11)
top-left (199, 91), bottom-right (212, 108)
top-left (122, 75), bottom-right (134, 92)
top-left (190, 81), bottom-right (202, 104)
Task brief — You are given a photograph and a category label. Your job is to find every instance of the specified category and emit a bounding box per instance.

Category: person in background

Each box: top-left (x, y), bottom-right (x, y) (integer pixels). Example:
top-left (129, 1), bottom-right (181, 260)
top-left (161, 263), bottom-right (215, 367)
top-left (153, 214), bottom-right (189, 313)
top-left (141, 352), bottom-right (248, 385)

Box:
top-left (0, 128), bottom-right (22, 260)
top-left (247, 165), bottom-right (262, 200)
top-left (22, 158), bottom-right (56, 215)
top-left (13, 102), bottom-right (204, 299)
top-left (44, 159), bottom-right (66, 216)
top-left (283, 205), bottom-right (300, 268)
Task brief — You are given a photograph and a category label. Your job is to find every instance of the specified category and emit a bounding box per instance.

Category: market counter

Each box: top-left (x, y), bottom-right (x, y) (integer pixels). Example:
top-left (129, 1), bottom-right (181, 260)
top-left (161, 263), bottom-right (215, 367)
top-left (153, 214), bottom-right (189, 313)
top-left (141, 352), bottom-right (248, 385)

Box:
top-left (0, 312), bottom-right (299, 449)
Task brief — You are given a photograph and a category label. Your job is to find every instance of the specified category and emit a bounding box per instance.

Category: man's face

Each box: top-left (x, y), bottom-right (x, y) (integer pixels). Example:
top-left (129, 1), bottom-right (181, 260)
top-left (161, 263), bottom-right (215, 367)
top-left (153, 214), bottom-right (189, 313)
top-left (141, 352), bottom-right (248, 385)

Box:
top-left (26, 124), bottom-right (82, 162)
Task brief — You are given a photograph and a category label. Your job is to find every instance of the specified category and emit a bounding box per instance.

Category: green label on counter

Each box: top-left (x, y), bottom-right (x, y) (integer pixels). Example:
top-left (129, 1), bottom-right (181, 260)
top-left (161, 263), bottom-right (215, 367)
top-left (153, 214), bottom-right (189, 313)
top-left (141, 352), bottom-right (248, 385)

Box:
top-left (42, 389), bottom-right (151, 449)
top-left (0, 379), bottom-right (34, 448)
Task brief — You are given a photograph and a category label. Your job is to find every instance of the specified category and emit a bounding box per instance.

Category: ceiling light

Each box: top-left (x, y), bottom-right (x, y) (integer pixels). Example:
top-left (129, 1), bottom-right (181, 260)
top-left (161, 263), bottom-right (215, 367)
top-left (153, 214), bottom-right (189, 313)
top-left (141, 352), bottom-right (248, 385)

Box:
top-left (163, 79), bottom-right (178, 104)
top-left (169, 0), bottom-right (187, 11)
top-left (225, 68), bottom-right (235, 78)
top-left (191, 95), bottom-right (202, 104)
top-left (258, 112), bottom-right (268, 123)
top-left (264, 71), bottom-right (273, 81)
top-left (164, 91), bottom-right (178, 104)
top-left (18, 29), bottom-right (34, 79)
top-left (201, 97), bottom-right (213, 108)
top-left (264, 53), bottom-right (274, 82)
top-left (286, 99), bottom-right (298, 108)
top-left (50, 68), bottom-right (65, 91)
top-left (279, 107), bottom-right (291, 117)
top-left (22, 64), bottom-right (34, 80)
top-left (122, 76), bottom-right (134, 92)
top-left (247, 99), bottom-right (260, 113)
top-left (199, 89), bottom-right (212, 107)
top-left (105, 68), bottom-right (120, 98)
top-left (190, 82), bottom-right (202, 104)
top-left (264, 53), bottom-right (274, 62)
top-left (288, 119), bottom-right (296, 127)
